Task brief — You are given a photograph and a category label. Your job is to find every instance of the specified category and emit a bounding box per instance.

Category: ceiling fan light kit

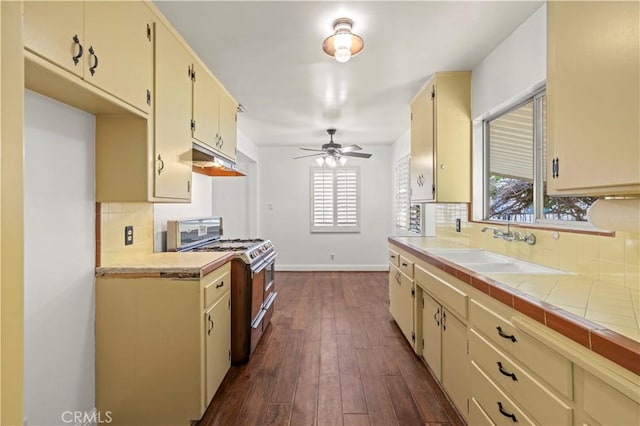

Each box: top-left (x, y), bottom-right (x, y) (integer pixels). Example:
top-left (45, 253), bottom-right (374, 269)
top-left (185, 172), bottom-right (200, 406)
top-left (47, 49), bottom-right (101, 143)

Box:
top-left (322, 17), bottom-right (364, 63)
top-left (294, 128), bottom-right (372, 166)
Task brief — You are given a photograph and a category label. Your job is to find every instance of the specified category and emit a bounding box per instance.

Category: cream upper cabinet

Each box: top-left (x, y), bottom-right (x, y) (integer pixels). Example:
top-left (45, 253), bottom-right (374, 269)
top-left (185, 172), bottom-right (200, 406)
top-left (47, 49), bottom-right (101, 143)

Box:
top-left (410, 71), bottom-right (471, 203)
top-left (83, 1), bottom-right (153, 113)
top-left (192, 63), bottom-right (238, 161)
top-left (24, 1), bottom-right (153, 114)
top-left (192, 62), bottom-right (221, 150)
top-left (24, 1), bottom-right (84, 78)
top-left (547, 1), bottom-right (640, 196)
top-left (218, 89), bottom-right (238, 161)
top-left (154, 21), bottom-right (192, 200)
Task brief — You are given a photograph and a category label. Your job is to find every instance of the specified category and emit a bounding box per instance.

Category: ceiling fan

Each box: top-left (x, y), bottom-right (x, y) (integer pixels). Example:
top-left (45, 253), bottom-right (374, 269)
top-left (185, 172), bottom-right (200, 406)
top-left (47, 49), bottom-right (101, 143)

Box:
top-left (294, 129), bottom-right (372, 166)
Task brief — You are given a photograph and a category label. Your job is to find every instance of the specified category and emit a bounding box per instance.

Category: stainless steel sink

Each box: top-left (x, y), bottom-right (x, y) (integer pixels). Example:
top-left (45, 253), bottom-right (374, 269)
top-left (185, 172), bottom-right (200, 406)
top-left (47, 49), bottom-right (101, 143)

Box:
top-left (427, 249), bottom-right (568, 275)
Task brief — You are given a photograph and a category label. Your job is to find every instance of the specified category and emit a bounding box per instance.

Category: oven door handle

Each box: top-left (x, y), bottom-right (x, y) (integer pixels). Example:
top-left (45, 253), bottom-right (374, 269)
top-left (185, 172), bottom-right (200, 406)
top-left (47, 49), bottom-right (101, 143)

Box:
top-left (263, 292), bottom-right (278, 310)
top-left (251, 309), bottom-right (266, 329)
top-left (251, 252), bottom-right (277, 274)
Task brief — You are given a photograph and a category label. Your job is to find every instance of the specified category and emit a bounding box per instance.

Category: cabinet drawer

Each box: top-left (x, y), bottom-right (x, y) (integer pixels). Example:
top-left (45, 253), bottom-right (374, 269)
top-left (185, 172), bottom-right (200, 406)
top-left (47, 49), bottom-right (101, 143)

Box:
top-left (398, 255), bottom-right (414, 278)
top-left (388, 249), bottom-right (400, 267)
top-left (470, 397), bottom-right (496, 426)
top-left (470, 361), bottom-right (535, 426)
top-left (416, 264), bottom-right (467, 320)
top-left (203, 262), bottom-right (231, 308)
top-left (470, 299), bottom-right (519, 354)
top-left (583, 372), bottom-right (640, 426)
top-left (469, 329), bottom-right (572, 426)
top-left (471, 299), bottom-right (573, 399)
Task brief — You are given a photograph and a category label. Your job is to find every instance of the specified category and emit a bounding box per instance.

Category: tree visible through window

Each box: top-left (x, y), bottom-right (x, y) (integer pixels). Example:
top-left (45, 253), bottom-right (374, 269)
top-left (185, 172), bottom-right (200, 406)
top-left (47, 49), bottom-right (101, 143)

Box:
top-left (486, 93), bottom-right (596, 223)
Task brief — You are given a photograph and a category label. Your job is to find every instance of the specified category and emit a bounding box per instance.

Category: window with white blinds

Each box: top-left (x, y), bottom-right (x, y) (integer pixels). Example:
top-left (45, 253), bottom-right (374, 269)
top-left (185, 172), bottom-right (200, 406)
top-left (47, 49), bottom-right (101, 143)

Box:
top-left (395, 155), bottom-right (410, 231)
top-left (310, 167), bottom-right (360, 232)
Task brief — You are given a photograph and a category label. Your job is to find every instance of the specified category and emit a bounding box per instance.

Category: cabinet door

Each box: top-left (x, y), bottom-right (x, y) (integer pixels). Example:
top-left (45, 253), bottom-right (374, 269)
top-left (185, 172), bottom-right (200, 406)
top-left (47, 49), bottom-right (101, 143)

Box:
top-left (218, 89), bottom-right (238, 161)
top-left (547, 1), bottom-right (639, 195)
top-left (433, 73), bottom-right (471, 202)
top-left (24, 1), bottom-right (84, 78)
top-left (422, 293), bottom-right (442, 380)
top-left (154, 22), bottom-right (192, 200)
top-left (192, 62), bottom-right (221, 149)
top-left (204, 292), bottom-right (231, 405)
top-left (84, 1), bottom-right (153, 113)
top-left (389, 267), bottom-right (414, 347)
top-left (410, 81), bottom-right (435, 202)
top-left (441, 308), bottom-right (468, 419)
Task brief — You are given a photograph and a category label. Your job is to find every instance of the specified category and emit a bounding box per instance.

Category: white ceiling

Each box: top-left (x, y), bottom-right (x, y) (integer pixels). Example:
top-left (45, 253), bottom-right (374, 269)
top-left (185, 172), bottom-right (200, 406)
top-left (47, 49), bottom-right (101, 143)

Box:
top-left (154, 1), bottom-right (543, 148)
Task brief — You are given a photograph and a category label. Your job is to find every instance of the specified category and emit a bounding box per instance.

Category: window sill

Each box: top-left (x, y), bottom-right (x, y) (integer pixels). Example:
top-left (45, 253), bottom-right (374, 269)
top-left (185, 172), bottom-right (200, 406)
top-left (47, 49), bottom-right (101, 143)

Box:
top-left (310, 228), bottom-right (361, 234)
top-left (471, 220), bottom-right (615, 237)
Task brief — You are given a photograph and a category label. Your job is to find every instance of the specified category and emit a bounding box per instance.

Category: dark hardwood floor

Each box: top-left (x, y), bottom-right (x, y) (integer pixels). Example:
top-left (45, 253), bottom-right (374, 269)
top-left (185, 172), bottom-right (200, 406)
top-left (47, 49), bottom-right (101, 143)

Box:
top-left (198, 271), bottom-right (463, 426)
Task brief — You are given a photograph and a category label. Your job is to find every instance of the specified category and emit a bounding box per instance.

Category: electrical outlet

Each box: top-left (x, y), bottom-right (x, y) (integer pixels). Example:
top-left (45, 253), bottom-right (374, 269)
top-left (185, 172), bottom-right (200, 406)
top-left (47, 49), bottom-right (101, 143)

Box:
top-left (125, 225), bottom-right (134, 245)
top-left (455, 218), bottom-right (461, 232)
top-left (330, 253), bottom-right (335, 260)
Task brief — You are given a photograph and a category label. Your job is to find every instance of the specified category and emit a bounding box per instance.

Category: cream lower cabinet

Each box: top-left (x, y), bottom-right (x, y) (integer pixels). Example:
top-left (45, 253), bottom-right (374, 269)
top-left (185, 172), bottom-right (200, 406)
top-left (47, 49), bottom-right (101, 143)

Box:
top-left (96, 262), bottom-right (231, 425)
top-left (420, 291), bottom-right (468, 419)
top-left (389, 263), bottom-right (415, 348)
top-left (24, 0), bottom-right (153, 114)
top-left (547, 1), bottom-right (639, 195)
top-left (204, 292), bottom-right (231, 404)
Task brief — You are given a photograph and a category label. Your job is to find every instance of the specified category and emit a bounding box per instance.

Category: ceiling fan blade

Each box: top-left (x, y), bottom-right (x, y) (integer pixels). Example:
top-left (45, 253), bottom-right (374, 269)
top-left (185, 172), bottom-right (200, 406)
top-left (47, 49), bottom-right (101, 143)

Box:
top-left (293, 153), bottom-right (325, 159)
top-left (299, 147), bottom-right (326, 152)
top-left (343, 151), bottom-right (372, 158)
top-left (340, 144), bottom-right (362, 153)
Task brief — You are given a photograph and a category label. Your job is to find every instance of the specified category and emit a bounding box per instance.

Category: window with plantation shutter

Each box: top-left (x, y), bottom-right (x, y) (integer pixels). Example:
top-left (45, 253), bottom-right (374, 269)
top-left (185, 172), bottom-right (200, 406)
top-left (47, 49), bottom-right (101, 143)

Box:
top-left (395, 155), bottom-right (410, 231)
top-left (310, 167), bottom-right (360, 232)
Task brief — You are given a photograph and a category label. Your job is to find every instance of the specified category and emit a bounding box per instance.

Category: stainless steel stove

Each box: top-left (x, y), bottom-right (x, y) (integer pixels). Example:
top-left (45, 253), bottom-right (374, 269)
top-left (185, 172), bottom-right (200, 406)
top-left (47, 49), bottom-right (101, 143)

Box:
top-left (167, 217), bottom-right (277, 364)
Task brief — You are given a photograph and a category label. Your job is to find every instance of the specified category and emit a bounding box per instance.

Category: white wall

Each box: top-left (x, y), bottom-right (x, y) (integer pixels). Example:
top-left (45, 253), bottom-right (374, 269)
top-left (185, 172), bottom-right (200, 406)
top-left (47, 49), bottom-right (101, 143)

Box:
top-left (212, 153), bottom-right (257, 238)
top-left (24, 90), bottom-right (96, 425)
top-left (153, 172), bottom-right (213, 251)
top-left (470, 4), bottom-right (546, 219)
top-left (471, 4), bottom-right (546, 120)
top-left (258, 145), bottom-right (392, 271)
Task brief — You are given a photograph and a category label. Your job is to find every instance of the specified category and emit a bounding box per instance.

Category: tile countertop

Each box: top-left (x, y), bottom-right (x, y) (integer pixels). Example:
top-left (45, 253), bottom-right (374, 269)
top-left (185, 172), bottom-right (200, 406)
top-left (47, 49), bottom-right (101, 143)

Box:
top-left (96, 251), bottom-right (234, 279)
top-left (389, 236), bottom-right (640, 376)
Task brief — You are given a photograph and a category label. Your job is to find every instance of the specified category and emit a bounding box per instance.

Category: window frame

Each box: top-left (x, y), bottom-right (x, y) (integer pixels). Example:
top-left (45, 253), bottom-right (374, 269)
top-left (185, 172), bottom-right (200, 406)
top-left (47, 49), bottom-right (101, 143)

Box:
top-left (395, 155), bottom-right (410, 232)
top-left (482, 88), bottom-right (598, 230)
top-left (309, 166), bottom-right (361, 233)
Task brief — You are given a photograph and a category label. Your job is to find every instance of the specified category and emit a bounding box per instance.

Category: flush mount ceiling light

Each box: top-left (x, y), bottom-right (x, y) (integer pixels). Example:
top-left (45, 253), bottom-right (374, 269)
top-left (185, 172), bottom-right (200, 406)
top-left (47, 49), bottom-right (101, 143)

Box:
top-left (322, 18), bottom-right (364, 63)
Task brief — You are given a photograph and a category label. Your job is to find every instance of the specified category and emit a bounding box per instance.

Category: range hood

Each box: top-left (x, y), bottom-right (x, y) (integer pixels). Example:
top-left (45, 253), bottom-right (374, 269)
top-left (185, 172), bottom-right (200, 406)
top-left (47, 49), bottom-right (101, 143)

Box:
top-left (192, 142), bottom-right (245, 177)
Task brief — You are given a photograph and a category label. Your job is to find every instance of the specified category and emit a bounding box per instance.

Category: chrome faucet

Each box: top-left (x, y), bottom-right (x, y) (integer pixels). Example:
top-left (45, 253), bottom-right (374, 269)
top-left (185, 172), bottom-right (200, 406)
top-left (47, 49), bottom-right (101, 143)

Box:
top-left (481, 226), bottom-right (536, 245)
top-left (481, 226), bottom-right (504, 238)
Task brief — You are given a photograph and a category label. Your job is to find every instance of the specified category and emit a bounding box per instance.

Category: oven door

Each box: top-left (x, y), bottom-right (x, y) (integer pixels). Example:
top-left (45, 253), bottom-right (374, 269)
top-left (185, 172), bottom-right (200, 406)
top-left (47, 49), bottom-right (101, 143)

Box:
top-left (249, 255), bottom-right (277, 355)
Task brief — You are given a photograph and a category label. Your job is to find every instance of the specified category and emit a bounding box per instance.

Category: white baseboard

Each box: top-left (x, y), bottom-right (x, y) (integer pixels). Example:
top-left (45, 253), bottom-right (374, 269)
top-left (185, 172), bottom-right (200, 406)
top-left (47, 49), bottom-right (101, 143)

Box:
top-left (275, 264), bottom-right (389, 272)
